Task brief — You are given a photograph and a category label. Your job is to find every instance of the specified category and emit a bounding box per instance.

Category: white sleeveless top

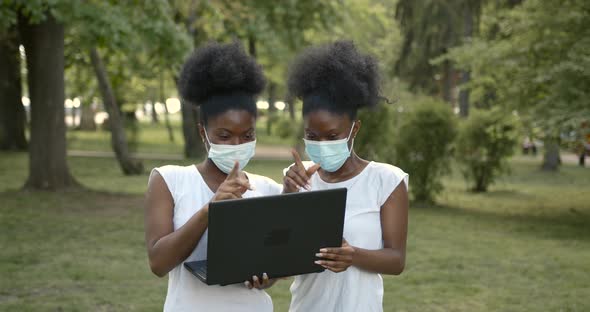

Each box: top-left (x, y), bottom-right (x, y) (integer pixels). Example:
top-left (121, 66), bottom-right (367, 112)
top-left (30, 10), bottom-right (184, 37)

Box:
top-left (287, 161), bottom-right (408, 312)
top-left (149, 165), bottom-right (283, 312)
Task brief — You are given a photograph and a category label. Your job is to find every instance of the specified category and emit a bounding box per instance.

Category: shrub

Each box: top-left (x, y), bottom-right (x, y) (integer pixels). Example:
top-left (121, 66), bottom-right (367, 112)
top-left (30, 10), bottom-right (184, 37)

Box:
top-left (394, 99), bottom-right (457, 202)
top-left (456, 108), bottom-right (519, 192)
top-left (355, 104), bottom-right (398, 163)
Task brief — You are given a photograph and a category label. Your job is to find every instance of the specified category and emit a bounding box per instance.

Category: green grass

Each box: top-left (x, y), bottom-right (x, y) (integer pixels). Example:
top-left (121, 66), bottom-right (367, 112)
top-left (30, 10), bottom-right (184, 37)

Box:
top-left (66, 118), bottom-right (292, 155)
top-left (1, 152), bottom-right (589, 311)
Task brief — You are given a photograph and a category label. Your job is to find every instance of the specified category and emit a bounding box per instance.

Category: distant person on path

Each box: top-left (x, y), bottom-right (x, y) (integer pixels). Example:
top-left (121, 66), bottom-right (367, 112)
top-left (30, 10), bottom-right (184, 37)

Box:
top-left (144, 42), bottom-right (282, 312)
top-left (283, 41), bottom-right (409, 312)
top-left (578, 121), bottom-right (590, 166)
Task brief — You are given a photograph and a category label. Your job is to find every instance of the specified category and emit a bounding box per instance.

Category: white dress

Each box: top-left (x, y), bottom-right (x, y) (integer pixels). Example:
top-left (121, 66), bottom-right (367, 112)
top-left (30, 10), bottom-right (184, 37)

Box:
top-left (287, 161), bottom-right (408, 312)
top-left (149, 165), bottom-right (283, 312)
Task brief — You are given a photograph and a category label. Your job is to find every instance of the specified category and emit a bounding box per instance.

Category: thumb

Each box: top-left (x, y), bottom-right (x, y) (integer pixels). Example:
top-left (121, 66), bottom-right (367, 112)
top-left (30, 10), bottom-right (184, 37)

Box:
top-left (306, 163), bottom-right (321, 177)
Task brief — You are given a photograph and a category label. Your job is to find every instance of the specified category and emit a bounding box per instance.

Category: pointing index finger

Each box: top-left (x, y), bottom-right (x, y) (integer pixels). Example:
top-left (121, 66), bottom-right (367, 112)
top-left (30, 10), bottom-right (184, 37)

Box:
top-left (291, 149), bottom-right (304, 169)
top-left (227, 161), bottom-right (240, 179)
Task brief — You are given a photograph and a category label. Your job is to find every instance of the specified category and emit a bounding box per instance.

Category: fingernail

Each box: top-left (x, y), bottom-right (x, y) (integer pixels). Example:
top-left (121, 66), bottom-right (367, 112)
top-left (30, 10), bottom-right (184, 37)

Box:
top-left (252, 275), bottom-right (258, 281)
top-left (320, 249), bottom-right (327, 253)
top-left (263, 272), bottom-right (268, 279)
top-left (245, 281), bottom-right (250, 287)
top-left (305, 184), bottom-right (311, 191)
top-left (315, 260), bottom-right (321, 265)
top-left (315, 253), bottom-right (322, 257)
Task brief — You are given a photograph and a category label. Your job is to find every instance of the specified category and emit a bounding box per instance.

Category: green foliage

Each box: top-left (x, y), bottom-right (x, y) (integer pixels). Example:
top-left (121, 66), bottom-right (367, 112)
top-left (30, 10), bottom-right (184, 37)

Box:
top-left (395, 0), bottom-right (483, 93)
top-left (355, 104), bottom-right (398, 163)
top-left (274, 115), bottom-right (301, 140)
top-left (394, 100), bottom-right (457, 202)
top-left (443, 0), bottom-right (590, 126)
top-left (456, 108), bottom-right (519, 192)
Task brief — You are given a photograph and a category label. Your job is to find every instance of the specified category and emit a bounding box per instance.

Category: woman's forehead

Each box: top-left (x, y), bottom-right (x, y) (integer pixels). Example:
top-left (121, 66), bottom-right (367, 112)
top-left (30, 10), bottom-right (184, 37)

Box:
top-left (207, 109), bottom-right (256, 131)
top-left (304, 110), bottom-right (352, 131)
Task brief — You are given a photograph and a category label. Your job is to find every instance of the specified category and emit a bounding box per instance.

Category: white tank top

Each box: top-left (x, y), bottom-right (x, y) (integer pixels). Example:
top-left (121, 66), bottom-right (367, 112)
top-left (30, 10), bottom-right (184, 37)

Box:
top-left (149, 165), bottom-right (283, 312)
top-left (287, 161), bottom-right (408, 312)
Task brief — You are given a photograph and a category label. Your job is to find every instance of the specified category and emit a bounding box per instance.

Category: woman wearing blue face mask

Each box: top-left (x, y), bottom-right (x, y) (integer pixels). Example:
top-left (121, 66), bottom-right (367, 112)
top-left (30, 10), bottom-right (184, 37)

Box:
top-left (283, 41), bottom-right (409, 312)
top-left (144, 42), bottom-right (282, 312)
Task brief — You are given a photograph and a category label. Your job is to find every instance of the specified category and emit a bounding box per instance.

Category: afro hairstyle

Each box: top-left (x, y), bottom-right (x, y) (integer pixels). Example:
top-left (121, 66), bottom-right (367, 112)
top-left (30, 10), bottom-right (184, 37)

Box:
top-left (287, 40), bottom-right (380, 119)
top-left (177, 41), bottom-right (266, 124)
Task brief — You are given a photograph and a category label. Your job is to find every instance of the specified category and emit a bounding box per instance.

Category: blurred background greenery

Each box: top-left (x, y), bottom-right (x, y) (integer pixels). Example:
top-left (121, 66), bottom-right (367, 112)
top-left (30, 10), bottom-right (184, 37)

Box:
top-left (1, 0), bottom-right (589, 311)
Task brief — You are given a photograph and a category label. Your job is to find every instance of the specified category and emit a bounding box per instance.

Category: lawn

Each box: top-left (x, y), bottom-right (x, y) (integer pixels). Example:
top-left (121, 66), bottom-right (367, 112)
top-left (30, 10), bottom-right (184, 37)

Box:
top-left (66, 117), bottom-right (293, 155)
top-left (1, 152), bottom-right (589, 311)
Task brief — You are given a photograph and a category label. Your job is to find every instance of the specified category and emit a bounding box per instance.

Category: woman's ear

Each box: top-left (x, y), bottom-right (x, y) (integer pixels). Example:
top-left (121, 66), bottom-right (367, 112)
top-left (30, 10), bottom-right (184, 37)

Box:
top-left (198, 123), bottom-right (208, 147)
top-left (352, 120), bottom-right (362, 139)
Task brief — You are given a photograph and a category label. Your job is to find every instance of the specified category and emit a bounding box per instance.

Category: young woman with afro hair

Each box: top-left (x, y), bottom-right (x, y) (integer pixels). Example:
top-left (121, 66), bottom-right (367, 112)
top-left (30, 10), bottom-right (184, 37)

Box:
top-left (144, 41), bottom-right (282, 312)
top-left (283, 41), bottom-right (409, 312)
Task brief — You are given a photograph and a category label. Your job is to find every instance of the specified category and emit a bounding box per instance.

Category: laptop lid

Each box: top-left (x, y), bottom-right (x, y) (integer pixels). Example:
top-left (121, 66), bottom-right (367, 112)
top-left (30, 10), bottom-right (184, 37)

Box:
top-left (205, 188), bottom-right (347, 286)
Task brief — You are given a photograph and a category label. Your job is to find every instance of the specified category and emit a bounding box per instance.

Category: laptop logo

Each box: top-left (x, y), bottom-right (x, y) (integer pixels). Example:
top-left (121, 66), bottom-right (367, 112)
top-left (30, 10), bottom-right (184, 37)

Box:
top-left (264, 228), bottom-right (291, 246)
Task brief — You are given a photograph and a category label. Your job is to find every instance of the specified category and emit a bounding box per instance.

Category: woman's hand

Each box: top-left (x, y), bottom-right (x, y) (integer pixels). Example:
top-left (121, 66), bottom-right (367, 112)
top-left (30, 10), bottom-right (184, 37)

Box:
top-left (244, 273), bottom-right (277, 290)
top-left (211, 161), bottom-right (252, 202)
top-left (315, 239), bottom-right (355, 273)
top-left (283, 149), bottom-right (320, 193)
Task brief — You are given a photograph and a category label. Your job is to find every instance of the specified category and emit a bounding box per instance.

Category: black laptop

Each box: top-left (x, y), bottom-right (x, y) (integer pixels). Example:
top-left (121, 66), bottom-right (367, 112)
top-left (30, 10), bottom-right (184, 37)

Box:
top-left (184, 188), bottom-right (347, 286)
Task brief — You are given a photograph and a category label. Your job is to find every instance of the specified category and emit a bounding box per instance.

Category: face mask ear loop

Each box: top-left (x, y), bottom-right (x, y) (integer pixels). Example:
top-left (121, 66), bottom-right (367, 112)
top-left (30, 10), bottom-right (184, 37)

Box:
top-left (203, 127), bottom-right (212, 153)
top-left (347, 121), bottom-right (356, 153)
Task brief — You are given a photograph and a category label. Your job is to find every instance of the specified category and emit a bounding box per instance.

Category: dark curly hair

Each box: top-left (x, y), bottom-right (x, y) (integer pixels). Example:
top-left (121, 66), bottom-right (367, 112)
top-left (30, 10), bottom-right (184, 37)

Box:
top-left (178, 41), bottom-right (266, 124)
top-left (287, 40), bottom-right (379, 119)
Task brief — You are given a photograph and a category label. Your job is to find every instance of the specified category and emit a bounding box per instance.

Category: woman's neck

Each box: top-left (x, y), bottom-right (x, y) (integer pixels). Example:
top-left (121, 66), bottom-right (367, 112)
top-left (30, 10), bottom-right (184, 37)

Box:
top-left (196, 158), bottom-right (227, 192)
top-left (319, 152), bottom-right (369, 183)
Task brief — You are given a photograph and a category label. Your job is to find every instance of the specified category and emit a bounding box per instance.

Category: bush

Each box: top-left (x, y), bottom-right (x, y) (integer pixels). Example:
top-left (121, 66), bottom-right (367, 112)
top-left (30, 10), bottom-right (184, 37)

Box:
top-left (394, 99), bottom-right (457, 202)
top-left (274, 116), bottom-right (299, 139)
top-left (456, 108), bottom-right (519, 192)
top-left (355, 104), bottom-right (398, 163)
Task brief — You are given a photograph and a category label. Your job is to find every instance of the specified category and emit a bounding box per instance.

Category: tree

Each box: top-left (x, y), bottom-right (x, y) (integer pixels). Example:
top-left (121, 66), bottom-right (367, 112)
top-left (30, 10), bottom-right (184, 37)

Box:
top-left (90, 47), bottom-right (143, 174)
top-left (395, 0), bottom-right (483, 109)
top-left (0, 25), bottom-right (27, 150)
top-left (443, 0), bottom-right (590, 170)
top-left (18, 11), bottom-right (77, 189)
top-left (70, 0), bottom-right (191, 173)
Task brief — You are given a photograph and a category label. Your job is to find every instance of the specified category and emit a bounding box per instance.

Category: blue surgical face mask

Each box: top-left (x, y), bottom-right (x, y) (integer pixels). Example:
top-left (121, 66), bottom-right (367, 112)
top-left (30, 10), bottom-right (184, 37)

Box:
top-left (203, 128), bottom-right (256, 174)
top-left (303, 122), bottom-right (355, 172)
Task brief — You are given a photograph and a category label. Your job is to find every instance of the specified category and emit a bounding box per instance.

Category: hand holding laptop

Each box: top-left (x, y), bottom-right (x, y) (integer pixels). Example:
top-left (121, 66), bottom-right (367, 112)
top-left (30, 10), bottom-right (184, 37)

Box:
top-left (314, 238), bottom-right (355, 273)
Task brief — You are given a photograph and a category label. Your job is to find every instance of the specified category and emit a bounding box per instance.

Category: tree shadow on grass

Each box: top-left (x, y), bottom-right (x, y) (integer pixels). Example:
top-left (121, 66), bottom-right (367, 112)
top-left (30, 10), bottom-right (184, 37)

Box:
top-left (414, 200), bottom-right (590, 242)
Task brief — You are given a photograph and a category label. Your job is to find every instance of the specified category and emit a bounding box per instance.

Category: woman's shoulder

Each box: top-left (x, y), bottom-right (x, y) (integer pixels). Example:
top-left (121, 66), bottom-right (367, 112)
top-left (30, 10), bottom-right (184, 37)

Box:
top-left (367, 161), bottom-right (408, 186)
top-left (151, 164), bottom-right (194, 179)
top-left (368, 161), bottom-right (407, 176)
top-left (149, 165), bottom-right (196, 191)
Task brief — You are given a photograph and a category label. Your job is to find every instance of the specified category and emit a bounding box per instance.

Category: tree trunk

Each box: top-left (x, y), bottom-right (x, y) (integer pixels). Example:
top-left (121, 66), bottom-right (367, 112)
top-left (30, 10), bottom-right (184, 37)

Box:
top-left (78, 101), bottom-right (97, 131)
top-left (151, 101), bottom-right (159, 123)
top-left (248, 34), bottom-right (256, 57)
top-left (18, 14), bottom-right (77, 190)
top-left (0, 26), bottom-right (28, 151)
top-left (441, 59), bottom-right (453, 104)
top-left (180, 99), bottom-right (204, 158)
top-left (286, 93), bottom-right (296, 120)
top-left (89, 47), bottom-right (143, 175)
top-left (542, 138), bottom-right (560, 171)
top-left (458, 5), bottom-right (474, 118)
top-left (267, 82), bottom-right (277, 135)
top-left (160, 68), bottom-right (174, 142)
